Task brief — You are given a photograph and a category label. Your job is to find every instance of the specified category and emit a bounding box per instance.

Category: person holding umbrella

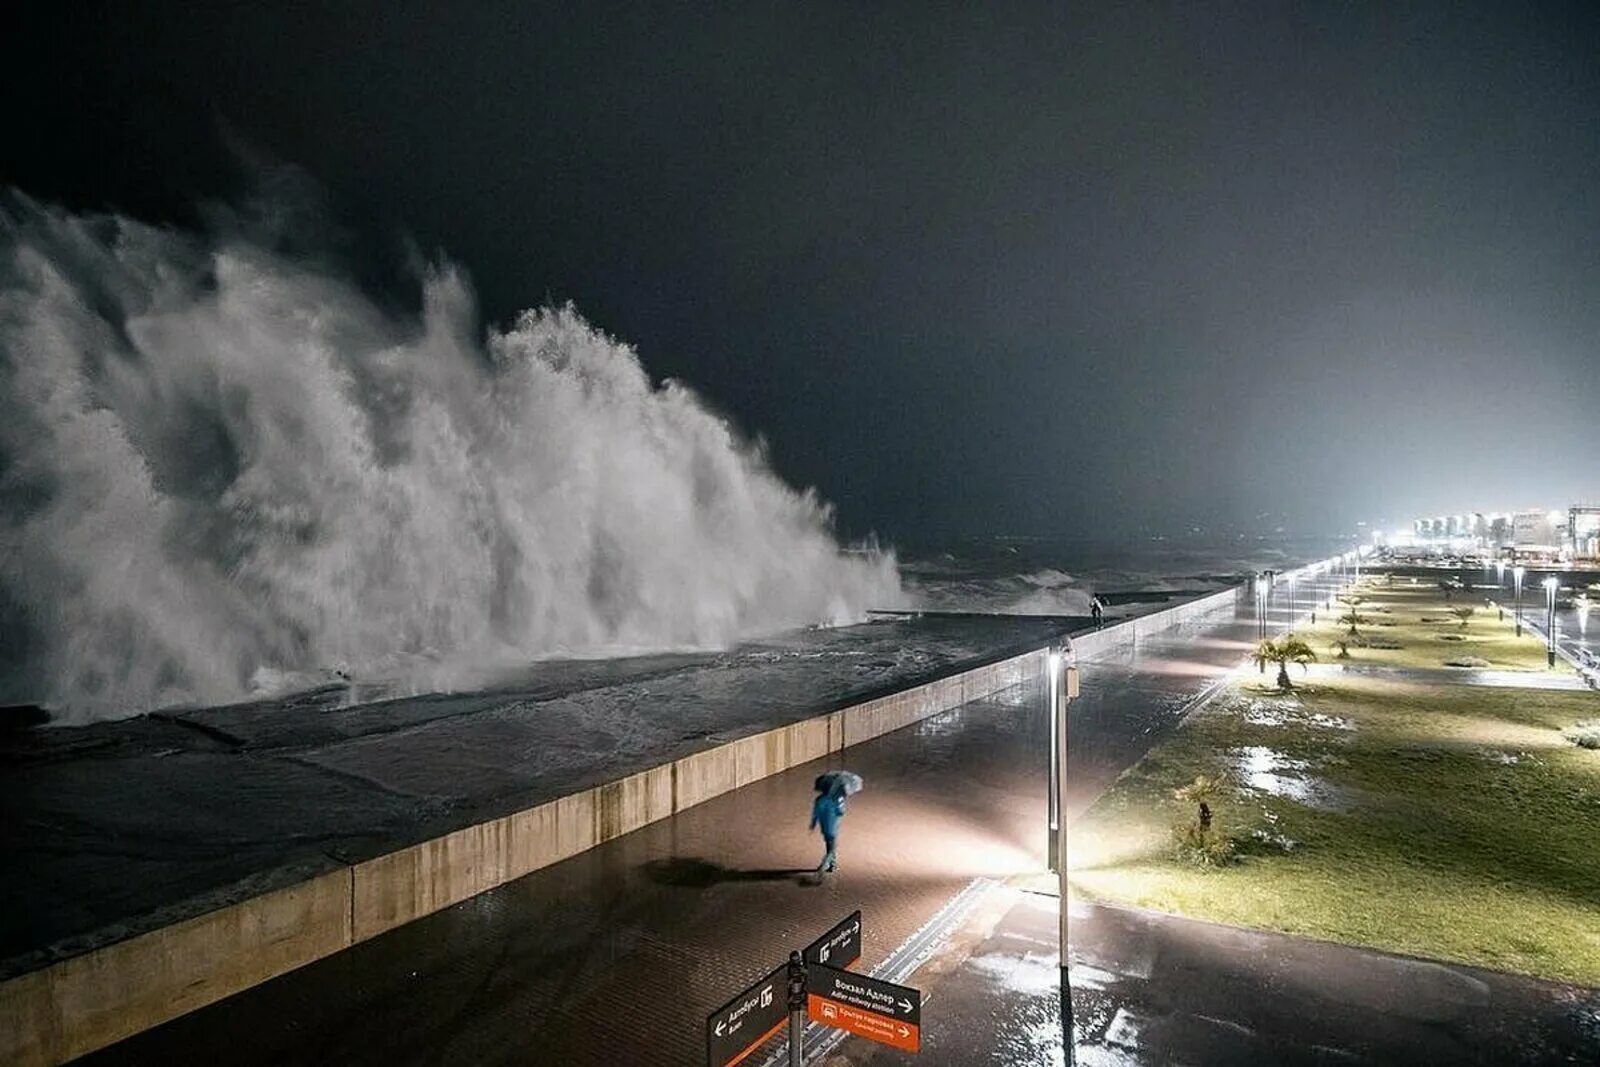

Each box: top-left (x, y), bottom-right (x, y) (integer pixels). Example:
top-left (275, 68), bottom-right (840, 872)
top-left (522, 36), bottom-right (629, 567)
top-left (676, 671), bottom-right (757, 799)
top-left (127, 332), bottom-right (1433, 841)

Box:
top-left (810, 770), bottom-right (862, 874)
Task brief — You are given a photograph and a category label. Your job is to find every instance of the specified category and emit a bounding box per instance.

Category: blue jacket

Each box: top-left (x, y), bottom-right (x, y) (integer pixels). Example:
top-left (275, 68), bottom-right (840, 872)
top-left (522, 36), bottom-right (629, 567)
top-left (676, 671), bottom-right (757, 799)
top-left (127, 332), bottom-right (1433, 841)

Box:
top-left (810, 791), bottom-right (844, 839)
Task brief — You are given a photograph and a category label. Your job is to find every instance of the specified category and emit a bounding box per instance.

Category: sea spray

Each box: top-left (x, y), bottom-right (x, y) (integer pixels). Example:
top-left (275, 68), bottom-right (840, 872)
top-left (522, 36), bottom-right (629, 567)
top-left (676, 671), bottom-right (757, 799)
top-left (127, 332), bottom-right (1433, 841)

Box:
top-left (0, 194), bottom-right (900, 720)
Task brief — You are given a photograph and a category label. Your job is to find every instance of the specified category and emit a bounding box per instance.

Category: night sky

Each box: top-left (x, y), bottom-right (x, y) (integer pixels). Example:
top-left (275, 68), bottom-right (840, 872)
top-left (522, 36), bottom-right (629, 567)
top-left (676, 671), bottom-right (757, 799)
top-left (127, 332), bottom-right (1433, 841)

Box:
top-left (6, 2), bottom-right (1598, 544)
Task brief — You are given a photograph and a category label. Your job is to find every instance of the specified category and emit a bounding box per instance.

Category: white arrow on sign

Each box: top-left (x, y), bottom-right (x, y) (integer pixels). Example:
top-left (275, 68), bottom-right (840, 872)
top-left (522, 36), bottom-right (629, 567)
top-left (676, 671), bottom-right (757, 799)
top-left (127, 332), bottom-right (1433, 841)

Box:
top-left (715, 1020), bottom-right (726, 1037)
top-left (898, 999), bottom-right (913, 1014)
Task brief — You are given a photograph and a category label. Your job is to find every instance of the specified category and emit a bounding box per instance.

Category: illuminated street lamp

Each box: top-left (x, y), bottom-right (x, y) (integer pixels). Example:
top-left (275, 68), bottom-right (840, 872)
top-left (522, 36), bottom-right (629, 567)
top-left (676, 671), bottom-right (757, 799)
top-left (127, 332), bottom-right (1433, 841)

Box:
top-left (1049, 646), bottom-right (1079, 1034)
top-left (1255, 573), bottom-right (1268, 643)
top-left (1513, 566), bottom-right (1526, 637)
top-left (1543, 577), bottom-right (1559, 668)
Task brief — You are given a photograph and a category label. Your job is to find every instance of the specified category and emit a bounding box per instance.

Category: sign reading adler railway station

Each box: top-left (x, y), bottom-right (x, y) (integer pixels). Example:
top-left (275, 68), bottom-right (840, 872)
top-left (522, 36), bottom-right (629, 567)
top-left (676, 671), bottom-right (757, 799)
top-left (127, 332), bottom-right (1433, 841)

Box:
top-left (805, 962), bottom-right (922, 1053)
top-left (706, 909), bottom-right (923, 1065)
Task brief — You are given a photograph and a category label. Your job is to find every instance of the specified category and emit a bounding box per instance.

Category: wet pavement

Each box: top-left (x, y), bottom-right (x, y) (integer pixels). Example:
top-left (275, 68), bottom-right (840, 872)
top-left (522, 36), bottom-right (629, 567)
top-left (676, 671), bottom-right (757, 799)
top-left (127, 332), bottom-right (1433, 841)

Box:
top-left (889, 890), bottom-right (1600, 1067)
top-left (79, 588), bottom-right (1307, 1065)
top-left (2, 614), bottom-right (1081, 977)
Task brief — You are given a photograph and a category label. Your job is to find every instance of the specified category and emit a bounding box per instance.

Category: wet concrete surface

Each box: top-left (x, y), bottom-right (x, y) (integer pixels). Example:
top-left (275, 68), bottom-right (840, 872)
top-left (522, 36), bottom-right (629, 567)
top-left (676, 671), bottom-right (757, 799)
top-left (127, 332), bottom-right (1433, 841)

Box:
top-left (2, 614), bottom-right (1083, 977)
top-left (895, 890), bottom-right (1599, 1067)
top-left (79, 594), bottom-right (1295, 1065)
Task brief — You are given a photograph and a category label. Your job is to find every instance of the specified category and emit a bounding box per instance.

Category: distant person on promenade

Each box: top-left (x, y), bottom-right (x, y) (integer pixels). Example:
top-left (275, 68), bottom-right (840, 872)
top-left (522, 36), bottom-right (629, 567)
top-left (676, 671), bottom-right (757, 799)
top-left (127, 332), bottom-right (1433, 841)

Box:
top-left (1090, 595), bottom-right (1105, 629)
top-left (810, 778), bottom-right (845, 874)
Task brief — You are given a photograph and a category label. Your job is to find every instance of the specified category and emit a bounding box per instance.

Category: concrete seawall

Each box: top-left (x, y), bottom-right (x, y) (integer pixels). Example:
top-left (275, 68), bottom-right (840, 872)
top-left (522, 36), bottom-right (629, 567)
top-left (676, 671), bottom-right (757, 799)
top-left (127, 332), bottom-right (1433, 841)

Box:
top-left (0, 585), bottom-right (1252, 1065)
top-left (1067, 585), bottom-right (1247, 658)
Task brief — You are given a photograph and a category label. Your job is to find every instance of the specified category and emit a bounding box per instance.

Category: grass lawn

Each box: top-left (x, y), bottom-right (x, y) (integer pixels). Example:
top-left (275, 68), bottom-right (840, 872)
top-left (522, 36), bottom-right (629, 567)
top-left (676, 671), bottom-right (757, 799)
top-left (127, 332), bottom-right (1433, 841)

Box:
top-left (1291, 575), bottom-right (1556, 672)
top-left (1070, 669), bottom-right (1600, 986)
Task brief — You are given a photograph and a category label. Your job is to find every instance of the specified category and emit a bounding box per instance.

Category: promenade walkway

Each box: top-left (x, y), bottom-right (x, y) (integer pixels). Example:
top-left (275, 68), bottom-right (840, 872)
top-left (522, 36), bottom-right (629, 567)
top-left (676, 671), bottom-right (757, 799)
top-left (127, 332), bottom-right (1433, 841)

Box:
top-left (85, 587), bottom-right (1306, 1065)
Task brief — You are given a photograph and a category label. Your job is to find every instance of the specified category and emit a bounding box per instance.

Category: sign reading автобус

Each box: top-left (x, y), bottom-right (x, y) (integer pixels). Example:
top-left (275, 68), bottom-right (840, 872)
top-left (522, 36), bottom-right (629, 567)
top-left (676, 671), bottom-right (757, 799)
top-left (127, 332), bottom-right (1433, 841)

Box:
top-left (803, 909), bottom-right (861, 970)
top-left (707, 963), bottom-right (788, 1067)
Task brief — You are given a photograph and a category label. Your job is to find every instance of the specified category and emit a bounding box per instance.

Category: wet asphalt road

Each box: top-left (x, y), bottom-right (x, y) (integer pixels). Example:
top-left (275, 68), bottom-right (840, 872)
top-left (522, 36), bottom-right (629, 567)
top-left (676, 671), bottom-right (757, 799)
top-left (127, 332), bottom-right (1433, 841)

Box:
top-left (82, 583), bottom-right (1331, 1066)
top-left (899, 891), bottom-right (1600, 1067)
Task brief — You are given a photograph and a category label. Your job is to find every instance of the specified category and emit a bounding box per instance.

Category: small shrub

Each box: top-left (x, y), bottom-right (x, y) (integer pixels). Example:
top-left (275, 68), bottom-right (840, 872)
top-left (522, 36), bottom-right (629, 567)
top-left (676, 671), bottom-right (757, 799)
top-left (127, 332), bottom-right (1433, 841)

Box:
top-left (1444, 656), bottom-right (1491, 668)
top-left (1439, 633), bottom-right (1466, 641)
top-left (1367, 638), bottom-right (1403, 650)
top-left (1172, 819), bottom-right (1236, 866)
top-left (1563, 722), bottom-right (1600, 750)
top-left (1172, 773), bottom-right (1236, 865)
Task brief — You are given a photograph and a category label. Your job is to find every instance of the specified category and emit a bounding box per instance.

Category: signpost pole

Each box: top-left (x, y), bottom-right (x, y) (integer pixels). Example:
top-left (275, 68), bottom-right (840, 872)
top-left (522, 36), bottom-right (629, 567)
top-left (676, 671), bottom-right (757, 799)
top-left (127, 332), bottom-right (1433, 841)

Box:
top-left (1058, 662), bottom-right (1079, 1067)
top-left (1046, 648), bottom-right (1061, 872)
top-left (787, 951), bottom-right (806, 1067)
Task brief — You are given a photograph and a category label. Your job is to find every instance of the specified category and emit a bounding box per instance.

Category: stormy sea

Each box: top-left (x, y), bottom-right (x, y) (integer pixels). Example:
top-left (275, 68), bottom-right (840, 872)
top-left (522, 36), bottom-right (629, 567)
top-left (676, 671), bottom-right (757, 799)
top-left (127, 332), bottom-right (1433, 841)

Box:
top-left (0, 191), bottom-right (1343, 726)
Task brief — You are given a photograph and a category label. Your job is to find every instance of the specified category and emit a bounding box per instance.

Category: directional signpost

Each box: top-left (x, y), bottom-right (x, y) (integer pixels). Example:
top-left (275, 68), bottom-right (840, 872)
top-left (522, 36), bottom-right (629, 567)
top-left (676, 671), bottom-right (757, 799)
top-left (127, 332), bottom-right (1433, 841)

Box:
top-left (806, 963), bottom-right (922, 1054)
top-left (706, 910), bottom-right (923, 1065)
top-left (707, 963), bottom-right (789, 1067)
top-left (803, 909), bottom-right (861, 970)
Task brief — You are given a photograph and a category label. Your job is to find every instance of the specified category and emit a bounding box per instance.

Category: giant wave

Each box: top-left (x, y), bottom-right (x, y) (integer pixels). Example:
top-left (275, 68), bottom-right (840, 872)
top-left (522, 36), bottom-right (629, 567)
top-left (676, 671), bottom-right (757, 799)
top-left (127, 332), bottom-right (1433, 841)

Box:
top-left (0, 192), bottom-right (900, 720)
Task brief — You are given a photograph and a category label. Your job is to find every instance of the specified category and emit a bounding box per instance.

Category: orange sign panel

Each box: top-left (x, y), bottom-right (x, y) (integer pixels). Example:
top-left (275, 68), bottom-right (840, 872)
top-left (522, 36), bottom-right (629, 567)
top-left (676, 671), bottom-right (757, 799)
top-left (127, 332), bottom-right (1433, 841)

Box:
top-left (807, 994), bottom-right (920, 1053)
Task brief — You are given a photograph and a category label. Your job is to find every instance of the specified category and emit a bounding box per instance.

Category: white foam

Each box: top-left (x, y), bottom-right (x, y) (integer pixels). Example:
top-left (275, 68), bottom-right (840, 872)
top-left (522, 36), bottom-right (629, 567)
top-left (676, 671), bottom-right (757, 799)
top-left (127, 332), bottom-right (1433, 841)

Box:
top-left (0, 194), bottom-right (900, 719)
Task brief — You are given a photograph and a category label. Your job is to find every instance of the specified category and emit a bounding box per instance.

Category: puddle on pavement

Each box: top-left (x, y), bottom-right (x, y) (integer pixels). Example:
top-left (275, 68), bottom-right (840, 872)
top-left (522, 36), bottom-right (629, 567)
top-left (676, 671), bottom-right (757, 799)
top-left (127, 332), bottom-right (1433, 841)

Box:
top-left (1229, 745), bottom-right (1353, 811)
top-left (1101, 1007), bottom-right (1147, 1051)
top-left (915, 707), bottom-right (967, 737)
top-left (1572, 999), bottom-right (1600, 1045)
top-left (964, 952), bottom-right (1069, 1067)
top-left (968, 951), bottom-right (1064, 998)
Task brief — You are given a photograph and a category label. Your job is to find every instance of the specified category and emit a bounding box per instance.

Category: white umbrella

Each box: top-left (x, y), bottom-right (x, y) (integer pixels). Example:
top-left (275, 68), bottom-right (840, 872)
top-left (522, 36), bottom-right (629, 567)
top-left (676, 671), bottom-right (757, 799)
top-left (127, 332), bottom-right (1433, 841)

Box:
top-left (816, 770), bottom-right (864, 796)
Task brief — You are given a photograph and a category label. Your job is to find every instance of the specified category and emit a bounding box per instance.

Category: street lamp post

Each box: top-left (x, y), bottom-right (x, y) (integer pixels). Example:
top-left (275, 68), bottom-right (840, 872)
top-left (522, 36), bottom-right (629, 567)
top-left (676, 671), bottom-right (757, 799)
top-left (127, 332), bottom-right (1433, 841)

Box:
top-left (1544, 577), bottom-right (1559, 669)
top-left (1048, 647), bottom-right (1081, 871)
top-left (1047, 649), bottom-right (1061, 871)
top-left (1050, 650), bottom-right (1080, 1067)
top-left (1255, 574), bottom-right (1267, 644)
top-left (1513, 566), bottom-right (1526, 637)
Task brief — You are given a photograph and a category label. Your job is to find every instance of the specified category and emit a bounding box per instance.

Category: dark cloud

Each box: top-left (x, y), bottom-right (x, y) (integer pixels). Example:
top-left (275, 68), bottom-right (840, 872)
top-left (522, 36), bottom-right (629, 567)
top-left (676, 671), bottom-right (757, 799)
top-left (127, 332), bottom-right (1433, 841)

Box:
top-left (6, 1), bottom-right (1598, 541)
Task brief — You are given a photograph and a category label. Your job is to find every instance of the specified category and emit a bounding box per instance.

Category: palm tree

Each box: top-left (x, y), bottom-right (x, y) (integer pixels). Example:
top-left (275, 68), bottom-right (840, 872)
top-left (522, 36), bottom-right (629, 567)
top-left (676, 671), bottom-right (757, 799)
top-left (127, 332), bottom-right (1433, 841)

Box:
top-left (1450, 606), bottom-right (1475, 629)
top-left (1174, 774), bottom-right (1226, 832)
top-left (1254, 635), bottom-right (1318, 690)
top-left (1337, 593), bottom-right (1366, 636)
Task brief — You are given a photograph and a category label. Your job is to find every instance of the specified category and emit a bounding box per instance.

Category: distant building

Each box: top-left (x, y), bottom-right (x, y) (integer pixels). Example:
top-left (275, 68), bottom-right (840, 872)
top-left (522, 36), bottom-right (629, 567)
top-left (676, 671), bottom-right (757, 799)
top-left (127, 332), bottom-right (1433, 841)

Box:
top-left (1571, 507), bottom-right (1600, 559)
top-left (1512, 509), bottom-right (1559, 549)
